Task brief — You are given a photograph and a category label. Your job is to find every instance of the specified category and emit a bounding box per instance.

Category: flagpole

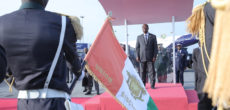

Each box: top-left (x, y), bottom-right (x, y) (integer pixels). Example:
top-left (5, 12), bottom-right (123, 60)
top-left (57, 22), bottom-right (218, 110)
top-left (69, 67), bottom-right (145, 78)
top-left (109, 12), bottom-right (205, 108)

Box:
top-left (125, 19), bottom-right (129, 56)
top-left (172, 16), bottom-right (176, 84)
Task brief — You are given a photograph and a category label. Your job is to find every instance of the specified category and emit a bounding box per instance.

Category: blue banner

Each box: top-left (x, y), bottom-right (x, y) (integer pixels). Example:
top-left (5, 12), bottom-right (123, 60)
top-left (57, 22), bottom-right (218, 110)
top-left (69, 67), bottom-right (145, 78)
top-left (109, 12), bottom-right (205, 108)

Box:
top-left (76, 43), bottom-right (89, 59)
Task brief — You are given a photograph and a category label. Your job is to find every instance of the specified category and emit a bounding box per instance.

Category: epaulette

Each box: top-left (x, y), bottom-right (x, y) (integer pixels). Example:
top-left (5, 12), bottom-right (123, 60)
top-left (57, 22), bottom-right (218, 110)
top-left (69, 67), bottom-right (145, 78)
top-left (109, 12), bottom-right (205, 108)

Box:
top-left (58, 13), bottom-right (83, 40)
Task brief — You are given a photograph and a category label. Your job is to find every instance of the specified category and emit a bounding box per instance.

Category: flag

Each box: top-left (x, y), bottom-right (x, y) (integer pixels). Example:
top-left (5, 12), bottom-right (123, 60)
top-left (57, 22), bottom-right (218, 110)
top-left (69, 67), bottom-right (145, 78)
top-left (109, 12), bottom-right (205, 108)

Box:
top-left (84, 18), bottom-right (158, 110)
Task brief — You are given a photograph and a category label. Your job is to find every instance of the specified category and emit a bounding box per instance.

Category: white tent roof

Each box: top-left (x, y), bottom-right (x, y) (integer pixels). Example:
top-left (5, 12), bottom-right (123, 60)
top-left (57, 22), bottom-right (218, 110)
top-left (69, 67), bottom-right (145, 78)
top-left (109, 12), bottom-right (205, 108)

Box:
top-left (99, 0), bottom-right (194, 25)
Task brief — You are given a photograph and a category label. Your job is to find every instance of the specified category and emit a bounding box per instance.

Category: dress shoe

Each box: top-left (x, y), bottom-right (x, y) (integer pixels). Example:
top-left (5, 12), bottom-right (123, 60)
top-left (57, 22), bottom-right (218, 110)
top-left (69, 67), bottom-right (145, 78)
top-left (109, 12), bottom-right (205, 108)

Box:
top-left (83, 88), bottom-right (87, 92)
top-left (85, 91), bottom-right (91, 95)
top-left (151, 86), bottom-right (155, 89)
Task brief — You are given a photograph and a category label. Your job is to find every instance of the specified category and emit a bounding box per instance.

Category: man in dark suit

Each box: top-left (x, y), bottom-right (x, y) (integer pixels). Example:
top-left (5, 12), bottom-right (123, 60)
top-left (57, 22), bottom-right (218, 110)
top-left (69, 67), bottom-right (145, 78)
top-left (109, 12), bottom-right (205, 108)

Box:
top-left (175, 44), bottom-right (187, 85)
top-left (136, 24), bottom-right (158, 88)
top-left (0, 0), bottom-right (81, 110)
top-left (192, 45), bottom-right (209, 103)
top-left (0, 45), bottom-right (7, 83)
top-left (192, 46), bottom-right (200, 92)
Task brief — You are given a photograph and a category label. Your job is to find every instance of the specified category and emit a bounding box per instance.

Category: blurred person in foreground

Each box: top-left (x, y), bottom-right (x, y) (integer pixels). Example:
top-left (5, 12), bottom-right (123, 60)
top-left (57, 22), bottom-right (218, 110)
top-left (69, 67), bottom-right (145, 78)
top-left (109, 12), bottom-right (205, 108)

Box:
top-left (186, 2), bottom-right (216, 110)
top-left (0, 45), bottom-right (7, 83)
top-left (0, 0), bottom-right (83, 109)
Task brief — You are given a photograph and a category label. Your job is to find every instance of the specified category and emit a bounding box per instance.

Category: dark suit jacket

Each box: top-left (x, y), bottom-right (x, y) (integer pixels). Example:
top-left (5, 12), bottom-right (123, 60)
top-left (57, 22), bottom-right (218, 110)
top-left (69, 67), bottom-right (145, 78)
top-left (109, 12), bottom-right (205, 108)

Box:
top-left (136, 33), bottom-right (158, 62)
top-left (192, 47), bottom-right (200, 91)
top-left (193, 47), bottom-right (207, 94)
top-left (192, 48), bottom-right (200, 72)
top-left (0, 45), bottom-right (7, 83)
top-left (0, 8), bottom-right (81, 94)
top-left (175, 49), bottom-right (187, 71)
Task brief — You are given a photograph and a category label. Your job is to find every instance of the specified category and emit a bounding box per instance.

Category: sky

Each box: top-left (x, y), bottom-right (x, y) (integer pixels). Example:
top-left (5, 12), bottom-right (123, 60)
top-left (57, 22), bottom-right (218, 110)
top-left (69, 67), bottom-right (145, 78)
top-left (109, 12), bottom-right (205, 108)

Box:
top-left (0, 0), bottom-right (207, 53)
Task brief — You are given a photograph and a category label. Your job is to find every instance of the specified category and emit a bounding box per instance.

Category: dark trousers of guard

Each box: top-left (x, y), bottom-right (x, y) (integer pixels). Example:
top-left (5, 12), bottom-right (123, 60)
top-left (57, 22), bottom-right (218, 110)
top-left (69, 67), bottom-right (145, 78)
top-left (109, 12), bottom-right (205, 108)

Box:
top-left (176, 70), bottom-right (184, 85)
top-left (140, 61), bottom-right (156, 88)
top-left (18, 98), bottom-right (66, 110)
top-left (82, 74), bottom-right (99, 95)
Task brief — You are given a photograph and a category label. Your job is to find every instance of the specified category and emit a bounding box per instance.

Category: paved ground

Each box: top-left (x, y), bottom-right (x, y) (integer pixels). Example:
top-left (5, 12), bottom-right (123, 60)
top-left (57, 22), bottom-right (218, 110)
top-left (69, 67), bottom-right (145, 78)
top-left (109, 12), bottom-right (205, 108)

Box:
top-left (0, 80), bottom-right (106, 98)
top-left (166, 69), bottom-right (195, 90)
top-left (0, 69), bottom-right (195, 98)
top-left (183, 69), bottom-right (195, 90)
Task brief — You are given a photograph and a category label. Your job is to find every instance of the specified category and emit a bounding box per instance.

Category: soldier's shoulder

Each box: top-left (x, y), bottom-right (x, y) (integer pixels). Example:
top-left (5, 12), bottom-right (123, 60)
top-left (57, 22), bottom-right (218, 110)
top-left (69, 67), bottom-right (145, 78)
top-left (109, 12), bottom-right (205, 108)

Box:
top-left (0, 10), bottom-right (21, 21)
top-left (53, 12), bottom-right (83, 40)
top-left (182, 50), bottom-right (188, 54)
top-left (44, 11), bottom-right (64, 18)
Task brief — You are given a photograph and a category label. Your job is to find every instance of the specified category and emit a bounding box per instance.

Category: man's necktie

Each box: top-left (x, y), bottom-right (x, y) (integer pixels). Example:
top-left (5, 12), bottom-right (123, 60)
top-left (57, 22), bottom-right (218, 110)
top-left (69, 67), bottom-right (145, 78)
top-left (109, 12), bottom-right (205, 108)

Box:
top-left (145, 34), bottom-right (148, 44)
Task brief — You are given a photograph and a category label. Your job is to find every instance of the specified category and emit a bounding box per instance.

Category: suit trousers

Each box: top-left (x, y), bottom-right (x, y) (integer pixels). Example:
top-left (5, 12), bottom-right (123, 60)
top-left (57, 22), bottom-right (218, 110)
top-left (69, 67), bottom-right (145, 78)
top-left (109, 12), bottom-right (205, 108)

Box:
top-left (18, 98), bottom-right (66, 110)
top-left (140, 61), bottom-right (156, 88)
top-left (176, 70), bottom-right (184, 85)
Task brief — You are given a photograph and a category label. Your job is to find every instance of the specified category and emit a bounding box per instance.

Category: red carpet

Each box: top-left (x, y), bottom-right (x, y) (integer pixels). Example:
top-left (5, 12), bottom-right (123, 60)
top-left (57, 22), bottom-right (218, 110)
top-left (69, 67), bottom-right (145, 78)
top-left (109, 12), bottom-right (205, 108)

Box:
top-left (185, 90), bottom-right (199, 110)
top-left (148, 83), bottom-right (188, 110)
top-left (0, 98), bottom-right (17, 110)
top-left (0, 83), bottom-right (198, 110)
top-left (82, 83), bottom-right (199, 110)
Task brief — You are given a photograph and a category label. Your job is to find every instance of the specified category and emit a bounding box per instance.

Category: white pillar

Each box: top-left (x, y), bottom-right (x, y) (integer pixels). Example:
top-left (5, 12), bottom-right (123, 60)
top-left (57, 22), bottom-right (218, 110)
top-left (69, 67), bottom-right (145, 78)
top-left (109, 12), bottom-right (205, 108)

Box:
top-left (172, 16), bottom-right (176, 84)
top-left (125, 19), bottom-right (129, 56)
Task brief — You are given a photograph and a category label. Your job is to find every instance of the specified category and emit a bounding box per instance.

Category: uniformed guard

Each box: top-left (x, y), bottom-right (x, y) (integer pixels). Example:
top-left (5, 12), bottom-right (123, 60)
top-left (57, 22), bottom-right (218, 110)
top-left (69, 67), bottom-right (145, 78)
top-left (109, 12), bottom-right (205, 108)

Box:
top-left (155, 44), bottom-right (169, 83)
top-left (175, 43), bottom-right (187, 85)
top-left (0, 0), bottom-right (82, 110)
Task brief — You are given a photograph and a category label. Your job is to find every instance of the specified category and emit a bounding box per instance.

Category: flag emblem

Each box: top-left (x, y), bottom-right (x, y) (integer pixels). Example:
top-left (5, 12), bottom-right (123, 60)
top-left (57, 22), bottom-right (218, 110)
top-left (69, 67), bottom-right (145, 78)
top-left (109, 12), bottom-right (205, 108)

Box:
top-left (126, 71), bottom-right (146, 102)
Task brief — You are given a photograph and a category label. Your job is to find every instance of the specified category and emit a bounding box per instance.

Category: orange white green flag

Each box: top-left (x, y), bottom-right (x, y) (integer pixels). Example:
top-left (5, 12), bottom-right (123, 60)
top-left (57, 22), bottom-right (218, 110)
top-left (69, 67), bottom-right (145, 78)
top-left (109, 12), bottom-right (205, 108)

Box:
top-left (84, 18), bottom-right (158, 110)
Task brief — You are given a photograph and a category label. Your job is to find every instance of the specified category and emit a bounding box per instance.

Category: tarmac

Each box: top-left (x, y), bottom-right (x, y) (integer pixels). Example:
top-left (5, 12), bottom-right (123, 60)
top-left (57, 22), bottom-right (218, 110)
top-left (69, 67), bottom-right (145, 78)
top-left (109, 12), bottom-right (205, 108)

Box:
top-left (0, 69), bottom-right (195, 98)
